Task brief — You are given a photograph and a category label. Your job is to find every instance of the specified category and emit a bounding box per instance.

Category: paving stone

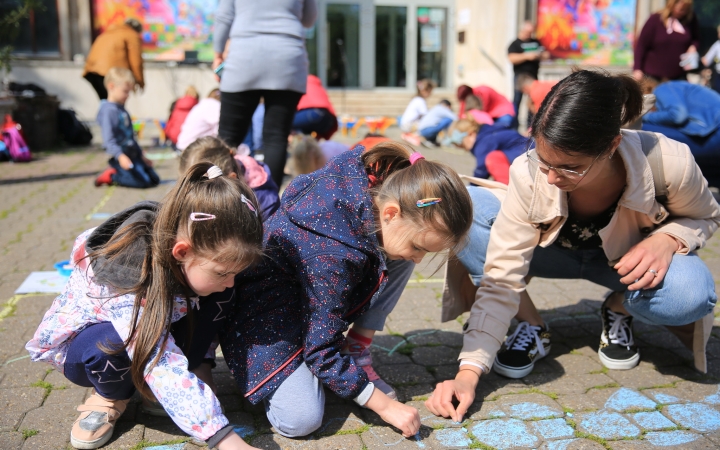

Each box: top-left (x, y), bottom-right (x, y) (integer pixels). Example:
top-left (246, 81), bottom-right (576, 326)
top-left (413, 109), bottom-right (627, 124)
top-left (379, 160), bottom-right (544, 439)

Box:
top-left (666, 402), bottom-right (720, 432)
top-left (395, 383), bottom-right (434, 403)
top-left (0, 431), bottom-right (24, 450)
top-left (103, 422), bottom-right (145, 449)
top-left (431, 365), bottom-right (459, 382)
top-left (604, 363), bottom-right (681, 389)
top-left (0, 359), bottom-right (51, 388)
top-left (411, 346), bottom-right (459, 366)
top-left (493, 393), bottom-right (563, 419)
top-left (597, 387), bottom-right (657, 412)
top-left (471, 418), bottom-right (540, 449)
top-left (576, 411), bottom-right (641, 439)
top-left (556, 394), bottom-right (604, 413)
top-left (18, 403), bottom-right (76, 439)
top-left (466, 400), bottom-right (507, 420)
top-left (407, 330), bottom-right (463, 348)
top-left (139, 415), bottom-right (188, 442)
top-left (427, 427), bottom-right (473, 448)
top-left (21, 429), bottom-right (70, 450)
top-left (0, 410), bottom-right (28, 433)
top-left (524, 373), bottom-right (616, 395)
top-left (551, 353), bottom-right (604, 375)
top-left (609, 433), bottom-right (716, 449)
top-left (375, 364), bottom-right (435, 385)
top-left (0, 386), bottom-right (45, 413)
top-left (531, 418), bottom-right (575, 440)
top-left (361, 426), bottom-right (424, 450)
top-left (540, 439), bottom-right (606, 450)
top-left (316, 405), bottom-right (366, 435)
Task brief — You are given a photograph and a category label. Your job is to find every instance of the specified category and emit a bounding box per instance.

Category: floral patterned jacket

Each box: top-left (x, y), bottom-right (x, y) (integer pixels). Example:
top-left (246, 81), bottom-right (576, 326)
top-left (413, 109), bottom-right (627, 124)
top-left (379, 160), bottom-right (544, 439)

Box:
top-left (25, 228), bottom-right (229, 442)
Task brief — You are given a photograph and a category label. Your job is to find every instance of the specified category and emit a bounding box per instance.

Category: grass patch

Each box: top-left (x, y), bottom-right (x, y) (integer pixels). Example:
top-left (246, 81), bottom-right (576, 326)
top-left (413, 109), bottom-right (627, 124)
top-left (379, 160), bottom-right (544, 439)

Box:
top-left (431, 423), bottom-right (446, 430)
top-left (30, 379), bottom-right (66, 401)
top-left (509, 387), bottom-right (559, 400)
top-left (573, 431), bottom-right (612, 449)
top-left (413, 395), bottom-right (430, 401)
top-left (589, 367), bottom-right (609, 375)
top-left (466, 429), bottom-right (497, 450)
top-left (318, 424), bottom-right (371, 437)
top-left (129, 438), bottom-right (189, 450)
top-left (638, 382), bottom-right (678, 390)
top-left (569, 349), bottom-right (583, 355)
top-left (426, 366), bottom-right (437, 375)
top-left (396, 343), bottom-right (417, 356)
top-left (624, 407), bottom-right (656, 414)
top-left (21, 429), bottom-right (39, 439)
top-left (585, 382), bottom-right (620, 393)
top-left (563, 406), bottom-right (575, 415)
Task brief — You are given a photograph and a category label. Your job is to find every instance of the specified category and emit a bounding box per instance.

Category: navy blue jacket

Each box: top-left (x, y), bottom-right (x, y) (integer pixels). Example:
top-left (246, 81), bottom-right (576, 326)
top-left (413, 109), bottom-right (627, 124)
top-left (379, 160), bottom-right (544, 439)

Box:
top-left (222, 148), bottom-right (389, 404)
top-left (643, 82), bottom-right (720, 138)
top-left (471, 124), bottom-right (528, 178)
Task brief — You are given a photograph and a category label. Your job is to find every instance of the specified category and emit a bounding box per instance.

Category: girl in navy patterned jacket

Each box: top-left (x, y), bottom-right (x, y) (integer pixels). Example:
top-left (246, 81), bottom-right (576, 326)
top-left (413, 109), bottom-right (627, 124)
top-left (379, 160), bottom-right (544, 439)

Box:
top-left (222, 142), bottom-right (473, 438)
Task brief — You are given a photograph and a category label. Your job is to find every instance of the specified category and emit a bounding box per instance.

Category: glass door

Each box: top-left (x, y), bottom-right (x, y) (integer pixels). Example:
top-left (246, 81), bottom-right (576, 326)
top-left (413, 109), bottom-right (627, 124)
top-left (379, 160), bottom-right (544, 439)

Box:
top-left (375, 6), bottom-right (407, 87)
top-left (326, 3), bottom-right (361, 87)
top-left (416, 6), bottom-right (447, 88)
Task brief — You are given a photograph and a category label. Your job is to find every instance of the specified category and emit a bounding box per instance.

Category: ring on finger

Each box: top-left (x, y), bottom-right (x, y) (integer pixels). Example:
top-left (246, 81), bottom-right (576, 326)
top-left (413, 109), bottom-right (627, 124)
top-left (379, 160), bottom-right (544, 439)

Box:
top-left (647, 268), bottom-right (658, 277)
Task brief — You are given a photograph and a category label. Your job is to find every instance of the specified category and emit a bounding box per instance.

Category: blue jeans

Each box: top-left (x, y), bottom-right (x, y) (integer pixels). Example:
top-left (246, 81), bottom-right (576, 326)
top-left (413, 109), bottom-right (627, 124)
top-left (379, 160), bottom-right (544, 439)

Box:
top-left (419, 117), bottom-right (454, 142)
top-left (109, 154), bottom-right (160, 189)
top-left (292, 108), bottom-right (337, 139)
top-left (493, 114), bottom-right (514, 129)
top-left (458, 186), bottom-right (717, 326)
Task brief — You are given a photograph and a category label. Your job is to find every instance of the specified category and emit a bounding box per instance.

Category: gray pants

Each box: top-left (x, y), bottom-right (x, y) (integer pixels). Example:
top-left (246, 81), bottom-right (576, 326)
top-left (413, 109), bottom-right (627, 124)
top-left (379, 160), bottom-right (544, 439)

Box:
top-left (264, 259), bottom-right (415, 436)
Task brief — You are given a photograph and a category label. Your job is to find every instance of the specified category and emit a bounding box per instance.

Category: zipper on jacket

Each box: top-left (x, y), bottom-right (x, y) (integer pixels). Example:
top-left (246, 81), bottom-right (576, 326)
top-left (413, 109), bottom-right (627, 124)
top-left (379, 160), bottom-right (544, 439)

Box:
top-left (244, 347), bottom-right (305, 398)
top-left (345, 271), bottom-right (385, 318)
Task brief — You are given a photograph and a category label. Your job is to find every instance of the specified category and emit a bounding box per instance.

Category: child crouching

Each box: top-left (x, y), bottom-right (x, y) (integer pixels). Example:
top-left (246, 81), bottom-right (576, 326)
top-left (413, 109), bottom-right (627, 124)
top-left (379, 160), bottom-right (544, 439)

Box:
top-left (27, 163), bottom-right (263, 449)
top-left (94, 67), bottom-right (160, 188)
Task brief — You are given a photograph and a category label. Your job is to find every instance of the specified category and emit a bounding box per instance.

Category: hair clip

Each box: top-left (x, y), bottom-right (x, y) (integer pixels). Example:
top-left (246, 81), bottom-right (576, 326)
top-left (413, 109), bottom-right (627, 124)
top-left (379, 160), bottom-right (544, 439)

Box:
top-left (241, 194), bottom-right (257, 216)
top-left (205, 165), bottom-right (223, 179)
top-left (417, 198), bottom-right (442, 208)
top-left (409, 152), bottom-right (425, 165)
top-left (189, 212), bottom-right (216, 221)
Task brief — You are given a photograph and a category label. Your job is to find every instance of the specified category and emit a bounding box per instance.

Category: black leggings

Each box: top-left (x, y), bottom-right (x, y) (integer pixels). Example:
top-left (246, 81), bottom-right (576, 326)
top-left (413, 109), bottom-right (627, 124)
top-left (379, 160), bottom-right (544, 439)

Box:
top-left (84, 72), bottom-right (108, 100)
top-left (219, 90), bottom-right (303, 187)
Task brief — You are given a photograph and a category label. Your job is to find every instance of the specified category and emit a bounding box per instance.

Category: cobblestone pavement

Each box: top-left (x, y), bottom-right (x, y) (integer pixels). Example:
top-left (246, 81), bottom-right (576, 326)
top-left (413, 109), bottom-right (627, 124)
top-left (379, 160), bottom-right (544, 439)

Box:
top-left (1, 129), bottom-right (720, 449)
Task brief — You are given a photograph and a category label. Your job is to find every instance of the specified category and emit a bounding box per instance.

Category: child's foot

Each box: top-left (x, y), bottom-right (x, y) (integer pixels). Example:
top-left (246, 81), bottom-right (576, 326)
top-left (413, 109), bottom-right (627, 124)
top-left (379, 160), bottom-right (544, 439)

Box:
top-left (355, 349), bottom-right (398, 400)
top-left (94, 168), bottom-right (116, 187)
top-left (71, 393), bottom-right (129, 449)
top-left (493, 321), bottom-right (551, 379)
top-left (598, 300), bottom-right (639, 370)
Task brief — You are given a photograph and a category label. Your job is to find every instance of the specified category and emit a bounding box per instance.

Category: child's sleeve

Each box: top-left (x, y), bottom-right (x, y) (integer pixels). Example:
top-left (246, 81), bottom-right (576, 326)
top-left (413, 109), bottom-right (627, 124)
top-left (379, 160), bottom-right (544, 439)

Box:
top-left (300, 251), bottom-right (371, 401)
top-left (117, 324), bottom-right (229, 442)
top-left (97, 106), bottom-right (125, 159)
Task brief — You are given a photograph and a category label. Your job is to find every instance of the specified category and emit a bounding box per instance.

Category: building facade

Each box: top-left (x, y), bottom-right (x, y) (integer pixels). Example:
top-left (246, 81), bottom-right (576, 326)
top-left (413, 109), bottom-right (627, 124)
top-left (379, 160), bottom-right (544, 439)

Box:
top-left (2, 0), bottom-right (699, 120)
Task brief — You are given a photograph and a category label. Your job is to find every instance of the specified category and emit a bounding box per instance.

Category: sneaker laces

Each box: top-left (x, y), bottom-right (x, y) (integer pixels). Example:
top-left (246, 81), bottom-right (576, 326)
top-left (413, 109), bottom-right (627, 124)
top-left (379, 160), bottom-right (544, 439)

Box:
top-left (606, 310), bottom-right (634, 348)
top-left (505, 322), bottom-right (547, 357)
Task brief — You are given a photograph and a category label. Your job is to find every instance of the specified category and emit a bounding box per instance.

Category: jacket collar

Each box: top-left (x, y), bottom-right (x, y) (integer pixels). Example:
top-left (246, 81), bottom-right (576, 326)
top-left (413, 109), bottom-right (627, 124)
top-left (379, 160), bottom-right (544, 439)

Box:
top-left (526, 130), bottom-right (657, 223)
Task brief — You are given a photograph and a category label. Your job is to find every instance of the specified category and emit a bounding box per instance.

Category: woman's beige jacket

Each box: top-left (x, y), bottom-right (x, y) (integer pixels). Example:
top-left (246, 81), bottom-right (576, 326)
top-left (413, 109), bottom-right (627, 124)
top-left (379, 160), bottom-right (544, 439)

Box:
top-left (443, 130), bottom-right (720, 372)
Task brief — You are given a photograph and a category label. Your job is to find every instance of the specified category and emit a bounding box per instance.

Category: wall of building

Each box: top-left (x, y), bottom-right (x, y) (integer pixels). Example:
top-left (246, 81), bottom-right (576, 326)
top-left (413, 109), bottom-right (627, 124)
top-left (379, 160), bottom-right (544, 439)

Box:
top-left (452, 0), bottom-right (518, 100)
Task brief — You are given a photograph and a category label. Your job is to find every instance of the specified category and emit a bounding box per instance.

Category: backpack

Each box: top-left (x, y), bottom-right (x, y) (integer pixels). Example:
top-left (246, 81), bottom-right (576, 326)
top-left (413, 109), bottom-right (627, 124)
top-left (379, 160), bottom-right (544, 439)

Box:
top-left (2, 126), bottom-right (32, 162)
top-left (57, 108), bottom-right (93, 146)
top-left (637, 130), bottom-right (669, 205)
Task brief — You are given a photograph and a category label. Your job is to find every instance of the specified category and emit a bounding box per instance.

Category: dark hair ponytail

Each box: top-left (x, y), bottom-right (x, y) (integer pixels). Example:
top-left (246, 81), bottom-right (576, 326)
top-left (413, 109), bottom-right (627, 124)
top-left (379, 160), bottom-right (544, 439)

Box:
top-left (362, 142), bottom-right (473, 252)
top-left (91, 162), bottom-right (263, 400)
top-left (532, 69), bottom-right (643, 156)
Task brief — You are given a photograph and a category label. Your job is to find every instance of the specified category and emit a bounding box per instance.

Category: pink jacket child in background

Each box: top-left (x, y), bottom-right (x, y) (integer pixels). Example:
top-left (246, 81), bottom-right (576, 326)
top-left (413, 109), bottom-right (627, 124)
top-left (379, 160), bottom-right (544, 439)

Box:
top-left (177, 89), bottom-right (222, 151)
top-left (457, 84), bottom-right (516, 128)
top-left (165, 86), bottom-right (200, 146)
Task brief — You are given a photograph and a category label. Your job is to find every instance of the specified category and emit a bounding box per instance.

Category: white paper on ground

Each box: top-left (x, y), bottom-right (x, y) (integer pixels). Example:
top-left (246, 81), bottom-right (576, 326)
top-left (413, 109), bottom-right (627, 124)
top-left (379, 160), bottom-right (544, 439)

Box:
top-left (15, 271), bottom-right (69, 294)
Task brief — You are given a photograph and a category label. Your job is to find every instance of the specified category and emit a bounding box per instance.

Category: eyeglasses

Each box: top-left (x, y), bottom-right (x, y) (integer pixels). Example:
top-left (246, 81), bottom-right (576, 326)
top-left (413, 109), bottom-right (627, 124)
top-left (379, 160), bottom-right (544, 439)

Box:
top-left (525, 138), bottom-right (603, 180)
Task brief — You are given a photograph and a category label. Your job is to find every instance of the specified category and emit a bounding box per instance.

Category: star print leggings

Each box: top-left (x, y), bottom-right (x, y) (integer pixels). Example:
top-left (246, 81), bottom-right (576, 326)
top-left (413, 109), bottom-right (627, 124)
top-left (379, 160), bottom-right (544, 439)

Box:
top-left (63, 290), bottom-right (232, 400)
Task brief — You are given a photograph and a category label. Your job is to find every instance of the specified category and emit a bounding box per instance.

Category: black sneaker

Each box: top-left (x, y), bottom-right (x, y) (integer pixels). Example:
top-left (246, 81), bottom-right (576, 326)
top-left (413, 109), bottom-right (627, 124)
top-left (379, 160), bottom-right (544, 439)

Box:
top-left (598, 301), bottom-right (640, 370)
top-left (493, 322), bottom-right (551, 378)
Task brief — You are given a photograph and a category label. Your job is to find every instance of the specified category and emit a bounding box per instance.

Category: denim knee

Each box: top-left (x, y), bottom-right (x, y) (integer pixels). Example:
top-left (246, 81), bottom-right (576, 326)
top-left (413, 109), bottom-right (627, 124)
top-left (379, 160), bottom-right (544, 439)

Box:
top-left (624, 253), bottom-right (717, 326)
top-left (457, 186), bottom-right (501, 284)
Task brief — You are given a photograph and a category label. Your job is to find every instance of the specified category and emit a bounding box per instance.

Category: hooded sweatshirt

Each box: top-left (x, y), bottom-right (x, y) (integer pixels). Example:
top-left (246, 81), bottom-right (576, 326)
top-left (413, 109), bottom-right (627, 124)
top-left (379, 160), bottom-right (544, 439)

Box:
top-left (166, 95), bottom-right (200, 145)
top-left (223, 147), bottom-right (389, 404)
top-left (26, 202), bottom-right (234, 446)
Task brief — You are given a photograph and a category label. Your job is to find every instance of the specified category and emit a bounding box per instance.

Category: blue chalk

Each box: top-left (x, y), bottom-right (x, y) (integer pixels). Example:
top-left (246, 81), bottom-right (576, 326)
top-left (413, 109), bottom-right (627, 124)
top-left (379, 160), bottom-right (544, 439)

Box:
top-left (434, 429), bottom-right (471, 447)
top-left (507, 402), bottom-right (561, 420)
top-left (630, 411), bottom-right (676, 430)
top-left (545, 439), bottom-right (578, 450)
top-left (604, 387), bottom-right (656, 412)
top-left (233, 425), bottom-right (255, 438)
top-left (704, 386), bottom-right (720, 405)
top-left (531, 418), bottom-right (574, 439)
top-left (652, 393), bottom-right (681, 404)
top-left (471, 419), bottom-right (539, 449)
top-left (667, 403), bottom-right (720, 432)
top-left (145, 445), bottom-right (184, 450)
top-left (579, 411), bottom-right (641, 439)
top-left (487, 409), bottom-right (506, 418)
top-left (645, 430), bottom-right (699, 447)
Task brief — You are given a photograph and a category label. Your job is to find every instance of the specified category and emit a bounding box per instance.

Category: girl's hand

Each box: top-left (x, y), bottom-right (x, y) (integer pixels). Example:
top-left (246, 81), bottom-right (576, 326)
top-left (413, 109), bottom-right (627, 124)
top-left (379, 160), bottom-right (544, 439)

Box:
top-left (365, 389), bottom-right (420, 437)
top-left (118, 153), bottom-right (134, 170)
top-left (217, 431), bottom-right (259, 450)
top-left (425, 369), bottom-right (479, 422)
top-left (614, 233), bottom-right (679, 291)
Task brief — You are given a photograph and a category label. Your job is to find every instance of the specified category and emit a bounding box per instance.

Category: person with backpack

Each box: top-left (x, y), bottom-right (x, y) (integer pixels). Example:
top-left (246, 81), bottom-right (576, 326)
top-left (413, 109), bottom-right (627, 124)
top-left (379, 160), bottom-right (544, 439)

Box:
top-left (426, 70), bottom-right (720, 423)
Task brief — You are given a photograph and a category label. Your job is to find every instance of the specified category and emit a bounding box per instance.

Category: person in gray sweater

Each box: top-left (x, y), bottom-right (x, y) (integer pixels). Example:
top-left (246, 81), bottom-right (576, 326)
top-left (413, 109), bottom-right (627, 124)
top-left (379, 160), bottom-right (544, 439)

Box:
top-left (213, 0), bottom-right (317, 187)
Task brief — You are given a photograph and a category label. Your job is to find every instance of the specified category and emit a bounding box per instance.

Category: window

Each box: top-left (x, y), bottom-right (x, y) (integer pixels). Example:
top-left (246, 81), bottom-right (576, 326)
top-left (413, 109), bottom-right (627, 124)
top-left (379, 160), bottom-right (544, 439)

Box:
top-left (375, 6), bottom-right (407, 87)
top-left (305, 24), bottom-right (318, 76)
top-left (416, 7), bottom-right (447, 87)
top-left (0, 0), bottom-right (60, 54)
top-left (326, 3), bottom-right (360, 87)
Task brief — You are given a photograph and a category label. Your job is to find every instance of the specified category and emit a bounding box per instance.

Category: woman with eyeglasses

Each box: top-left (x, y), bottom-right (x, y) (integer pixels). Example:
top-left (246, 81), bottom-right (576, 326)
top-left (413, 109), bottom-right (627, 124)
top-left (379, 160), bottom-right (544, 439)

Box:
top-left (426, 69), bottom-right (720, 423)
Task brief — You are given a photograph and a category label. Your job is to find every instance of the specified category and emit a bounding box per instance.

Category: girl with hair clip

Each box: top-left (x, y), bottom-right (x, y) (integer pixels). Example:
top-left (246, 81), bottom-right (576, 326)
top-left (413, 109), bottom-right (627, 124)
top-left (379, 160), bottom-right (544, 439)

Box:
top-left (427, 69), bottom-right (720, 423)
top-left (26, 163), bottom-right (264, 449)
top-left (222, 143), bottom-right (474, 438)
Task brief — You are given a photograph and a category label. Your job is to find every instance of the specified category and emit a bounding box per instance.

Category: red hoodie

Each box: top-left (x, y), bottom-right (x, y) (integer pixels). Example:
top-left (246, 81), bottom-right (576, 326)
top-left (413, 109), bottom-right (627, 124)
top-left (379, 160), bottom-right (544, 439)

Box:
top-left (165, 95), bottom-right (199, 144)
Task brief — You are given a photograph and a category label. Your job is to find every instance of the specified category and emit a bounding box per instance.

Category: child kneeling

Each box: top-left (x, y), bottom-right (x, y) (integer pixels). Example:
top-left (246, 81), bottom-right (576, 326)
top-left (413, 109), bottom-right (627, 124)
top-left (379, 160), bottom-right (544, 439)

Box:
top-left (27, 163), bottom-right (263, 449)
top-left (94, 67), bottom-right (160, 188)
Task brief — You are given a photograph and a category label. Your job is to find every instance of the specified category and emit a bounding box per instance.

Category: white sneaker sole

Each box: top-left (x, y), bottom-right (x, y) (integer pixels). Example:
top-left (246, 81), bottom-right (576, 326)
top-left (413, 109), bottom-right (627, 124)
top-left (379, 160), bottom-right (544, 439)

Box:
top-left (598, 349), bottom-right (640, 370)
top-left (70, 431), bottom-right (112, 449)
top-left (493, 345), bottom-right (551, 379)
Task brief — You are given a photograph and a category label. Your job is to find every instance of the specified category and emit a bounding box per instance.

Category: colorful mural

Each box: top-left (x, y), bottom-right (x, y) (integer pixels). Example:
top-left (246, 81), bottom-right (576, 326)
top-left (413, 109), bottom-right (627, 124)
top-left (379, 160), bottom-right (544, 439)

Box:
top-left (537, 0), bottom-right (637, 66)
top-left (92, 0), bottom-right (217, 62)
